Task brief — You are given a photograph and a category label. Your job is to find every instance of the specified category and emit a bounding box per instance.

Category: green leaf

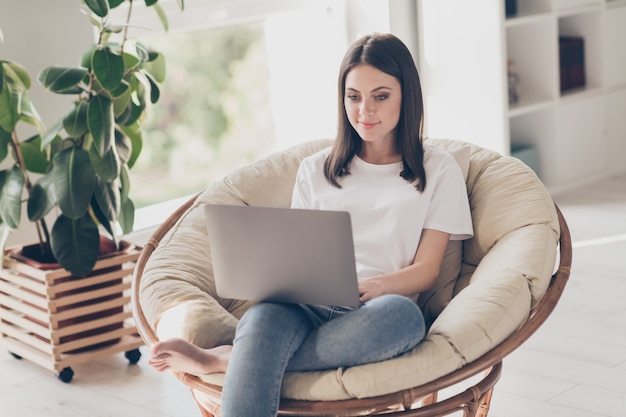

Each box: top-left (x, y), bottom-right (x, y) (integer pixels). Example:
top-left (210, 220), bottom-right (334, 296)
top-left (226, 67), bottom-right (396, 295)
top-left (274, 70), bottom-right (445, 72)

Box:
top-left (50, 213), bottom-right (100, 277)
top-left (153, 3), bottom-right (169, 32)
top-left (89, 140), bottom-right (120, 182)
top-left (119, 164), bottom-right (131, 202)
top-left (0, 222), bottom-right (11, 270)
top-left (51, 137), bottom-right (75, 154)
top-left (90, 193), bottom-right (116, 240)
top-left (63, 101), bottom-right (89, 138)
top-left (41, 120), bottom-right (63, 148)
top-left (0, 127), bottom-right (10, 163)
top-left (118, 196), bottom-right (135, 235)
top-left (0, 166), bottom-right (25, 229)
top-left (0, 170), bottom-right (5, 191)
top-left (145, 0), bottom-right (158, 6)
top-left (116, 100), bottom-right (143, 127)
top-left (144, 72), bottom-right (160, 104)
top-left (112, 83), bottom-right (132, 117)
top-left (0, 82), bottom-right (21, 132)
top-left (87, 94), bottom-right (114, 156)
top-left (118, 122), bottom-right (142, 168)
top-left (93, 177), bottom-right (121, 223)
top-left (122, 52), bottom-right (141, 72)
top-left (27, 173), bottom-right (56, 221)
top-left (177, 0), bottom-right (185, 11)
top-left (85, 0), bottom-right (110, 18)
top-left (108, 0), bottom-right (126, 9)
top-left (130, 70), bottom-right (148, 103)
top-left (134, 42), bottom-right (150, 63)
top-left (53, 146), bottom-right (96, 219)
top-left (115, 129), bottom-right (132, 164)
top-left (80, 7), bottom-right (106, 31)
top-left (143, 51), bottom-right (166, 83)
top-left (20, 135), bottom-right (49, 174)
top-left (92, 47), bottom-right (124, 91)
top-left (4, 61), bottom-right (32, 89)
top-left (80, 44), bottom-right (98, 71)
top-left (0, 63), bottom-right (4, 94)
top-left (19, 93), bottom-right (45, 136)
top-left (106, 80), bottom-right (130, 100)
top-left (38, 67), bottom-right (86, 94)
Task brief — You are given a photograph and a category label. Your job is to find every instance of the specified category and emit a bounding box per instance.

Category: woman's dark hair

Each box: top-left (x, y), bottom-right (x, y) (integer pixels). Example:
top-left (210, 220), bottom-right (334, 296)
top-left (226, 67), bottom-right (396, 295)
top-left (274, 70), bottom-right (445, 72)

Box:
top-left (324, 32), bottom-right (427, 191)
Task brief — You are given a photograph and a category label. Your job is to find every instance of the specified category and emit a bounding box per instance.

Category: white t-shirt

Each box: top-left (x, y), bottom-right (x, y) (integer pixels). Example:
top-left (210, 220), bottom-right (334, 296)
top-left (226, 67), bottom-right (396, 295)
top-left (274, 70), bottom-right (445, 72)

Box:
top-left (291, 145), bottom-right (473, 280)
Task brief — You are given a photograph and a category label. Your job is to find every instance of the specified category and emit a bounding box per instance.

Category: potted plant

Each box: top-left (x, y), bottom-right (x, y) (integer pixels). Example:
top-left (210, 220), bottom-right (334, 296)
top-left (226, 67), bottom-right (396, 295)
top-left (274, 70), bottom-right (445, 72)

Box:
top-left (2, 0), bottom-right (185, 275)
top-left (0, 0), bottom-right (184, 381)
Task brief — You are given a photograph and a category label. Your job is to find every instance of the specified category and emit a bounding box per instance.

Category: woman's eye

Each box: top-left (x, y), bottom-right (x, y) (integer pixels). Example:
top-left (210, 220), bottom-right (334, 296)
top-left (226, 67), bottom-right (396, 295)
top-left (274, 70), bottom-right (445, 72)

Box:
top-left (346, 95), bottom-right (360, 101)
top-left (375, 95), bottom-right (388, 101)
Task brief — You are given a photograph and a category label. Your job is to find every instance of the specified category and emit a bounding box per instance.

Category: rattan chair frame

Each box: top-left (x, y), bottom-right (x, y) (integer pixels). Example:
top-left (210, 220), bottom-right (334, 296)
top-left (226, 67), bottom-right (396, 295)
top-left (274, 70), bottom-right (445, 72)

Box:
top-left (131, 196), bottom-right (571, 417)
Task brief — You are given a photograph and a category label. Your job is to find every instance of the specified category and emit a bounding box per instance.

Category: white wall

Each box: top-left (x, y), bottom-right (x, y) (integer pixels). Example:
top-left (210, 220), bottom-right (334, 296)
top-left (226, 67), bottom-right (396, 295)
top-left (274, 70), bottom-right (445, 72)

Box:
top-left (345, 0), bottom-right (419, 61)
top-left (1, 1), bottom-right (93, 245)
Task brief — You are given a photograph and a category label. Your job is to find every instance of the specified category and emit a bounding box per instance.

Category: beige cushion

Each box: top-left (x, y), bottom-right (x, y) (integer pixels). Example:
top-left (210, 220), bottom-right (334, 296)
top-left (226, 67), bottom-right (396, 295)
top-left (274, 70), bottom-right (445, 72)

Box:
top-left (417, 142), bottom-right (470, 324)
top-left (140, 137), bottom-right (559, 401)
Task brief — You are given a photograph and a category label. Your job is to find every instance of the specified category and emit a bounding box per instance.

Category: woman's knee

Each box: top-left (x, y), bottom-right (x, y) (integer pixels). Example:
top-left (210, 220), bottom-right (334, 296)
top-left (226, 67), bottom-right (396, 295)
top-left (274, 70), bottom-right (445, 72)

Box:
top-left (367, 294), bottom-right (419, 313)
top-left (235, 302), bottom-right (310, 342)
top-left (237, 302), bottom-right (289, 331)
top-left (365, 295), bottom-right (425, 337)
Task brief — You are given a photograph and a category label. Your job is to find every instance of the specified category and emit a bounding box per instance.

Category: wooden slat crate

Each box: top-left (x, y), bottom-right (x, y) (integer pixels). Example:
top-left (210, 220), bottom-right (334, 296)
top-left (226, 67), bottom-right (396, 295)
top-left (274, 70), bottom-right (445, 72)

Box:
top-left (0, 244), bottom-right (144, 382)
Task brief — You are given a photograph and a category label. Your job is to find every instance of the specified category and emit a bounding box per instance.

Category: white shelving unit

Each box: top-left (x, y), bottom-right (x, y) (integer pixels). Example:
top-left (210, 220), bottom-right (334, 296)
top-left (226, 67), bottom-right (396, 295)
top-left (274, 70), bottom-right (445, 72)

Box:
top-left (415, 0), bottom-right (626, 192)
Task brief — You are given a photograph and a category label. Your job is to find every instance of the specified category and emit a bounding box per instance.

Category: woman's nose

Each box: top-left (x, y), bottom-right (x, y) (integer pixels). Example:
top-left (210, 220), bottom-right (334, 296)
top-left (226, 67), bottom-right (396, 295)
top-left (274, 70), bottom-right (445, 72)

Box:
top-left (360, 100), bottom-right (375, 115)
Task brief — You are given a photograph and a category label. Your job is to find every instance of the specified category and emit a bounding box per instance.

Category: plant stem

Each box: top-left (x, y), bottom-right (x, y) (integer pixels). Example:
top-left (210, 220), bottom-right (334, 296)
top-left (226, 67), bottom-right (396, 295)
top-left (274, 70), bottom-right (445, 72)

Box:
top-left (9, 131), bottom-right (52, 255)
top-left (121, 0), bottom-right (134, 53)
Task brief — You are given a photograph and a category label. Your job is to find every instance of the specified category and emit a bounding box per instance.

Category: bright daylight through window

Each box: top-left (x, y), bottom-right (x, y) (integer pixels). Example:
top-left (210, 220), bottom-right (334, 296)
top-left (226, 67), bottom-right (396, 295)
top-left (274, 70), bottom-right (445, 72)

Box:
top-left (124, 1), bottom-right (348, 229)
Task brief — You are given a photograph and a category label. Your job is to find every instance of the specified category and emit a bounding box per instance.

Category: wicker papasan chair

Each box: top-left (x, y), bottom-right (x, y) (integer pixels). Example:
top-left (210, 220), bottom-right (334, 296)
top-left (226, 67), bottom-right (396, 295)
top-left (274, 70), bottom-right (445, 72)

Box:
top-left (131, 138), bottom-right (572, 417)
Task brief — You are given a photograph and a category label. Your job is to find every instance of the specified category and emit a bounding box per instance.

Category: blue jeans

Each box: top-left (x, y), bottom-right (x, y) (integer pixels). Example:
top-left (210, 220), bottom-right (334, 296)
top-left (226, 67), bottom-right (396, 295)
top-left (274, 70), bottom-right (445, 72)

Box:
top-left (220, 294), bottom-right (426, 417)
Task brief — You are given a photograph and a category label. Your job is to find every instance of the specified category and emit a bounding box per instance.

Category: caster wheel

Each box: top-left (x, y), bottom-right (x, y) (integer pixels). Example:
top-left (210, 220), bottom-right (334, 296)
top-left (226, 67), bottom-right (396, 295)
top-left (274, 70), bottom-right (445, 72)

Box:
top-left (10, 352), bottom-right (23, 360)
top-left (125, 348), bottom-right (142, 364)
top-left (58, 367), bottom-right (74, 383)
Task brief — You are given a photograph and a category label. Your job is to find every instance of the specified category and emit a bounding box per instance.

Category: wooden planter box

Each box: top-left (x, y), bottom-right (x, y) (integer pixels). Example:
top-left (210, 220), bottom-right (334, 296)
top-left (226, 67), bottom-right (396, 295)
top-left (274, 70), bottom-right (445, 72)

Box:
top-left (0, 244), bottom-right (144, 382)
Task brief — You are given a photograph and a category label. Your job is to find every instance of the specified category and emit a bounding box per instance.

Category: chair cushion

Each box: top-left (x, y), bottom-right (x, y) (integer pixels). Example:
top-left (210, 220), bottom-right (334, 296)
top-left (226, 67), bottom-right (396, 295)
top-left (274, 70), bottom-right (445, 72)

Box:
top-left (140, 137), bottom-right (559, 401)
top-left (417, 142), bottom-right (470, 324)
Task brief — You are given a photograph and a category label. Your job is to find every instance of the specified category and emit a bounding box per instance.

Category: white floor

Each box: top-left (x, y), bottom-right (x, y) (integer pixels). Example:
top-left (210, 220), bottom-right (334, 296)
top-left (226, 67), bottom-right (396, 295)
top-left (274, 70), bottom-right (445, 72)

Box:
top-left (2, 172), bottom-right (625, 417)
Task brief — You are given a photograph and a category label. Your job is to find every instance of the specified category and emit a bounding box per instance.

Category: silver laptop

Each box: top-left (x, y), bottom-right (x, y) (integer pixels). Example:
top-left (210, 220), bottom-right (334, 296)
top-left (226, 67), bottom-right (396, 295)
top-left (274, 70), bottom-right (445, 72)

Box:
top-left (203, 204), bottom-right (360, 308)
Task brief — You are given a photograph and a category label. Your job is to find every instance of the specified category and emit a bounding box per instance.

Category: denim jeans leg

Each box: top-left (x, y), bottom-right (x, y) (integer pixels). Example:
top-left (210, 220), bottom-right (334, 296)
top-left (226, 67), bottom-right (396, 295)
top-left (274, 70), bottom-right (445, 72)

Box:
top-left (220, 302), bottom-right (314, 417)
top-left (286, 294), bottom-right (426, 372)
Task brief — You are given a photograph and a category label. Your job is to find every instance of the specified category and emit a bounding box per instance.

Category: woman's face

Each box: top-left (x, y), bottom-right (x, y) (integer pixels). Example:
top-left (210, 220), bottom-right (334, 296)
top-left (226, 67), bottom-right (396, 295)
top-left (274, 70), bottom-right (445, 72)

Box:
top-left (344, 64), bottom-right (402, 147)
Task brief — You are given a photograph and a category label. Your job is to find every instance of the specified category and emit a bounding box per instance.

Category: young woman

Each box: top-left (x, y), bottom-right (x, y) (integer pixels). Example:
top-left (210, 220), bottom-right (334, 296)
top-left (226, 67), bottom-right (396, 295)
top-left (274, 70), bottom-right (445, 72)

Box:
top-left (148, 32), bottom-right (473, 416)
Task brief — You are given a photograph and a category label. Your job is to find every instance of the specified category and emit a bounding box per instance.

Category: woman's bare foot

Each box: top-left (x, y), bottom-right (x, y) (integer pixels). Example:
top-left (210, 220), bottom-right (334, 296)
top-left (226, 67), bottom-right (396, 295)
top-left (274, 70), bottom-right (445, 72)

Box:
top-left (148, 338), bottom-right (232, 375)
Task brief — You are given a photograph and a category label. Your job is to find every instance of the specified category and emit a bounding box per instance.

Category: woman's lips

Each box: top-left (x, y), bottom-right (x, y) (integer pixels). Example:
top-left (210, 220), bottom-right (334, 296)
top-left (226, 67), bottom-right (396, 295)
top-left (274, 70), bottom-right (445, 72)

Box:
top-left (359, 121), bottom-right (379, 129)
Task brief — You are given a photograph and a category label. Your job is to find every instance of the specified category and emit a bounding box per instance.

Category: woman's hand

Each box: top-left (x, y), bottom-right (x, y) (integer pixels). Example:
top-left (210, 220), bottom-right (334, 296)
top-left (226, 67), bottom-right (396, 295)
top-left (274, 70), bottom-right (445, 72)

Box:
top-left (358, 229), bottom-right (451, 303)
top-left (358, 277), bottom-right (387, 303)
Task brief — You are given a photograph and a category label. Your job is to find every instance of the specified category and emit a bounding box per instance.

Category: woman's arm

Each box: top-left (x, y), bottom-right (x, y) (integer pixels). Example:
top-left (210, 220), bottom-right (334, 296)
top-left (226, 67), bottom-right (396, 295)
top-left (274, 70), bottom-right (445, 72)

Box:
top-left (358, 229), bottom-right (451, 303)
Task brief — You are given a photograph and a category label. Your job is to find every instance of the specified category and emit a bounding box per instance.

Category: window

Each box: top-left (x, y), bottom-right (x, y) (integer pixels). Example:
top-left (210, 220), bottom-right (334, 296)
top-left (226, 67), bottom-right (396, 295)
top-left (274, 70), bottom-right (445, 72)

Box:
top-left (120, 0), bottom-right (349, 229)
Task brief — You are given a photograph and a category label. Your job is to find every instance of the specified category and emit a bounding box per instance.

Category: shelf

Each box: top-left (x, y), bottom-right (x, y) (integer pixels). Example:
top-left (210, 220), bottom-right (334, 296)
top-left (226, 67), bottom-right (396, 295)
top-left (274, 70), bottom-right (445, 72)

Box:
top-left (558, 10), bottom-right (603, 93)
top-left (509, 97), bottom-right (555, 118)
top-left (416, 0), bottom-right (626, 190)
top-left (555, 0), bottom-right (603, 14)
top-left (507, 18), bottom-right (558, 107)
top-left (505, 12), bottom-right (552, 27)
top-left (559, 85), bottom-right (603, 102)
top-left (505, 0), bottom-right (552, 19)
top-left (510, 109), bottom-right (556, 183)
